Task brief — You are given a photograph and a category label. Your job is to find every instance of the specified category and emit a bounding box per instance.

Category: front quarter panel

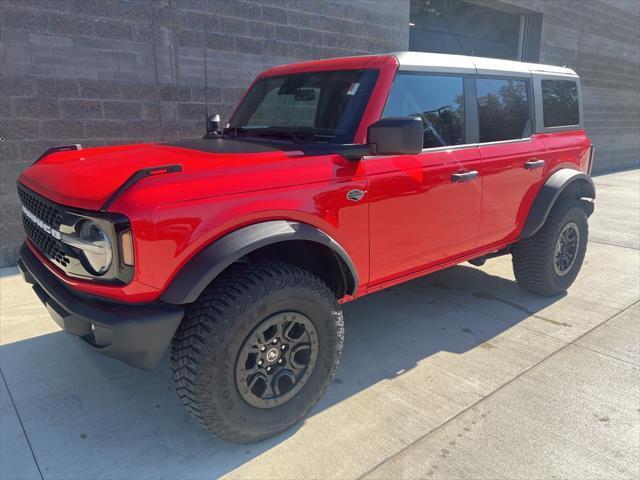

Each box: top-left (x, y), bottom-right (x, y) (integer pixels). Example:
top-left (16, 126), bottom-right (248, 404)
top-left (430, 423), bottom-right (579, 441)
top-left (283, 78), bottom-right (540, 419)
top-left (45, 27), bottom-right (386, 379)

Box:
top-left (114, 153), bottom-right (369, 300)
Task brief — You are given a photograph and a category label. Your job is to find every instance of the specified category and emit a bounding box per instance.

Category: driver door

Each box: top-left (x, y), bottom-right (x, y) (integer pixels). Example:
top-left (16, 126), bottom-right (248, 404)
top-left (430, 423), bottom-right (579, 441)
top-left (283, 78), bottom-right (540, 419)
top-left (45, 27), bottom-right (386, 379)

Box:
top-left (365, 73), bottom-right (482, 286)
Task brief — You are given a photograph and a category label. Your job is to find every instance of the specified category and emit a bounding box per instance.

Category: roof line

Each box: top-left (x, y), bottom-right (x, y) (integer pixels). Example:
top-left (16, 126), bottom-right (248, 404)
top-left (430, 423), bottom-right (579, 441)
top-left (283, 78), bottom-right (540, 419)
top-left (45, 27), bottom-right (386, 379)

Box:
top-left (389, 51), bottom-right (578, 76)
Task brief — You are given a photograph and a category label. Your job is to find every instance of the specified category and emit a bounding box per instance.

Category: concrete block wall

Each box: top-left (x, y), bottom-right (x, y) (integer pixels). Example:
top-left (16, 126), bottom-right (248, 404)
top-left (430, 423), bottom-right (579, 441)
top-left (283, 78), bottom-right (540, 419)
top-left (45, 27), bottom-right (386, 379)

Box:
top-left (0, 0), bottom-right (410, 266)
top-left (502, 0), bottom-right (640, 173)
top-left (1, 0), bottom-right (638, 267)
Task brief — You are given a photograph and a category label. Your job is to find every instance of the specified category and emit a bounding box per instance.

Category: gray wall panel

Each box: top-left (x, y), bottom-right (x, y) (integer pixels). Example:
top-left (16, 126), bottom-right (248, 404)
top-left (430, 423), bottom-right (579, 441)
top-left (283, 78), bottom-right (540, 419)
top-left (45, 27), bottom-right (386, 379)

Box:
top-left (0, 0), bottom-right (637, 266)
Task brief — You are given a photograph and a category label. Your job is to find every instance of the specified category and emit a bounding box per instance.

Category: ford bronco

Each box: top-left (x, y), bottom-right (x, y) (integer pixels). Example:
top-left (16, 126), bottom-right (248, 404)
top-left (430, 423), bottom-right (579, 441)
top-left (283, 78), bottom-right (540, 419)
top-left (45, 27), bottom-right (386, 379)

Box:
top-left (17, 52), bottom-right (595, 443)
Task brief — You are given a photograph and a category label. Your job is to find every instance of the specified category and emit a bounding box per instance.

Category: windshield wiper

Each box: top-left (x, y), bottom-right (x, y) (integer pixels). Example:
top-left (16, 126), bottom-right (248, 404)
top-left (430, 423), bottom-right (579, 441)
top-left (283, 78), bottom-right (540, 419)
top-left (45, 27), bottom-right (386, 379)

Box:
top-left (223, 127), bottom-right (312, 144)
top-left (251, 130), bottom-right (306, 144)
top-left (222, 127), bottom-right (248, 138)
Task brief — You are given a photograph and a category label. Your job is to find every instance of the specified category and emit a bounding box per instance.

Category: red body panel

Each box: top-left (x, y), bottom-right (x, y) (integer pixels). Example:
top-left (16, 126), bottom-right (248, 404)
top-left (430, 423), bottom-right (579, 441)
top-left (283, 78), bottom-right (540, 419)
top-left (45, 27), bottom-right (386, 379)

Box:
top-left (366, 146), bottom-right (482, 286)
top-left (478, 136), bottom-right (547, 247)
top-left (21, 148), bottom-right (370, 303)
top-left (18, 55), bottom-right (592, 304)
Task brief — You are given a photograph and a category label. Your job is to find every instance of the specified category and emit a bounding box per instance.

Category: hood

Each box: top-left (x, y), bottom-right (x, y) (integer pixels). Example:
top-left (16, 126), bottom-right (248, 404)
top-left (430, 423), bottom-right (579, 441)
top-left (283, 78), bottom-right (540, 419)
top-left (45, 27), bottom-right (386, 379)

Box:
top-left (18, 139), bottom-right (297, 211)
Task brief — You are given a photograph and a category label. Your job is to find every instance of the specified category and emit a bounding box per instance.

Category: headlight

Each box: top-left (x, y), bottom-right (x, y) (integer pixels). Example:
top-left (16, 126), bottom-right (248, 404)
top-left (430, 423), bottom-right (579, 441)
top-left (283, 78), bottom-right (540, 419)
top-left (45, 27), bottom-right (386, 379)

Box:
top-left (75, 220), bottom-right (113, 275)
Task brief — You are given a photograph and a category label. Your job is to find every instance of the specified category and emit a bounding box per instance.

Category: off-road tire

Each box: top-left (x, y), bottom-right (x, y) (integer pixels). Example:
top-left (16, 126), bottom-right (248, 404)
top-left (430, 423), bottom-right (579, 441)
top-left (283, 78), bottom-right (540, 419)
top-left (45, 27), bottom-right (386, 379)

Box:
top-left (512, 199), bottom-right (588, 296)
top-left (170, 262), bottom-right (344, 443)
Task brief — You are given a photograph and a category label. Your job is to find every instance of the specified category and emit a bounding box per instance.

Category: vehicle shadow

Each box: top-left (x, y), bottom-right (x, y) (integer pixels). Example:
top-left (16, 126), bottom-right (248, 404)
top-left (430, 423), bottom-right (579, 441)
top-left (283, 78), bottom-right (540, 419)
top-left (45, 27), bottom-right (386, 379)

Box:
top-left (0, 264), bottom-right (563, 479)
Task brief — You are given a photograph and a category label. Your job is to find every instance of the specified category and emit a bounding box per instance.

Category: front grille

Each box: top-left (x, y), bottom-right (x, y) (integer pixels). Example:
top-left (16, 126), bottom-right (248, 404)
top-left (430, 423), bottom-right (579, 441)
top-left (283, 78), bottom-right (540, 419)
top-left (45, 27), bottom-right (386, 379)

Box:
top-left (18, 185), bottom-right (73, 268)
top-left (22, 216), bottom-right (71, 266)
top-left (18, 187), bottom-right (63, 228)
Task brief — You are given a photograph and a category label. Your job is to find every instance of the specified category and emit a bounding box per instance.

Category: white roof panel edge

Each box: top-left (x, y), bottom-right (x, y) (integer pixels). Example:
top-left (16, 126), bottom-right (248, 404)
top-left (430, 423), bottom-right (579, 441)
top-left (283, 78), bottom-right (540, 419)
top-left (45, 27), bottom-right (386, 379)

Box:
top-left (392, 51), bottom-right (476, 74)
top-left (472, 56), bottom-right (531, 77)
top-left (391, 51), bottom-right (578, 77)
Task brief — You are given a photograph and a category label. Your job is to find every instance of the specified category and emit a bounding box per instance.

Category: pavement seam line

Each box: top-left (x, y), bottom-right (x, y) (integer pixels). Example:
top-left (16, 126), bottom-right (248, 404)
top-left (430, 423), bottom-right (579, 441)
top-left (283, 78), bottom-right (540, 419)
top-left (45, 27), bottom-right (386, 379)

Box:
top-left (357, 298), bottom-right (640, 479)
top-left (0, 366), bottom-right (44, 480)
top-left (588, 239), bottom-right (640, 251)
top-left (571, 341), bottom-right (640, 367)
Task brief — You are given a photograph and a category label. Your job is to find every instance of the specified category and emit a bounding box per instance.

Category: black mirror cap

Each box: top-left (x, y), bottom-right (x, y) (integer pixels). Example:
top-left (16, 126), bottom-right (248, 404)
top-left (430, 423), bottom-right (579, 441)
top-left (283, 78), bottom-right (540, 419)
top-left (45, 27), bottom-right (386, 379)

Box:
top-left (367, 116), bottom-right (424, 156)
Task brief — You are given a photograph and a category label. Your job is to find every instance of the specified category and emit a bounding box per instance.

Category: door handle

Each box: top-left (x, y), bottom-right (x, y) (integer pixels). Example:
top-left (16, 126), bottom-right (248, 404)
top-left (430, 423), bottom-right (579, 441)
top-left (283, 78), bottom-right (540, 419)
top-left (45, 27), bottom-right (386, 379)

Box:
top-left (451, 171), bottom-right (479, 183)
top-left (524, 159), bottom-right (545, 169)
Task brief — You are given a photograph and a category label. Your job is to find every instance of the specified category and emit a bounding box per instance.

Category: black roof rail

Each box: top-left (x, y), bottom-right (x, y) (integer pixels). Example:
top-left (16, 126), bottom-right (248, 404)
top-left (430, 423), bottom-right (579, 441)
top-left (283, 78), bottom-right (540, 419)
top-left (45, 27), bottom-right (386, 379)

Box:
top-left (33, 144), bottom-right (82, 164)
top-left (100, 164), bottom-right (183, 212)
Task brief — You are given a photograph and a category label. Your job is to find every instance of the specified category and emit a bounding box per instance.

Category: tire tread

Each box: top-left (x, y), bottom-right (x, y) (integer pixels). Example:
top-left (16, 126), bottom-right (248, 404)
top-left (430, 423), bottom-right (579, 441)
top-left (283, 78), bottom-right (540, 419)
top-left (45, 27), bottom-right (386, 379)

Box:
top-left (170, 262), bottom-right (343, 443)
top-left (513, 198), bottom-right (588, 296)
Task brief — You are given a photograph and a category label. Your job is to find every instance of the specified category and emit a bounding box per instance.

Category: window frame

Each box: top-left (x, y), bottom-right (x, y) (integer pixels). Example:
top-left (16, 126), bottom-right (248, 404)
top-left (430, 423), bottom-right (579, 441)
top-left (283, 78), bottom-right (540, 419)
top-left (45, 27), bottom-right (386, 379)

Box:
top-left (380, 70), bottom-right (537, 153)
top-left (533, 72), bottom-right (583, 133)
top-left (381, 71), bottom-right (471, 150)
top-left (376, 66), bottom-right (582, 155)
top-left (473, 74), bottom-right (535, 145)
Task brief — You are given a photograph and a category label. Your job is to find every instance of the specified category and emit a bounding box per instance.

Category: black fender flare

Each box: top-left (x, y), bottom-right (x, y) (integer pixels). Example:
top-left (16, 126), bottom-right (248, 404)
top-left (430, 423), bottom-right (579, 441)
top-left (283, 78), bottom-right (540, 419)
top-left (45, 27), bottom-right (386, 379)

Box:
top-left (160, 221), bottom-right (359, 305)
top-left (520, 168), bottom-right (596, 239)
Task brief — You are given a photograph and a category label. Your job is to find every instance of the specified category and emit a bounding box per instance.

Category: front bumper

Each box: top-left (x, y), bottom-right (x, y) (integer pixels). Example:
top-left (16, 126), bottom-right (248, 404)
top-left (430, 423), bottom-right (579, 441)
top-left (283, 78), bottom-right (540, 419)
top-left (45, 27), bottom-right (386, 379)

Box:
top-left (18, 243), bottom-right (184, 370)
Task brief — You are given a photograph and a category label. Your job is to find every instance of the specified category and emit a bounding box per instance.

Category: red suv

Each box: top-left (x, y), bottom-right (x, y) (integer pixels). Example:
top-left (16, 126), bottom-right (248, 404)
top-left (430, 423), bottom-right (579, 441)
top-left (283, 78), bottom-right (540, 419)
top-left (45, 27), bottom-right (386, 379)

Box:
top-left (17, 52), bottom-right (595, 443)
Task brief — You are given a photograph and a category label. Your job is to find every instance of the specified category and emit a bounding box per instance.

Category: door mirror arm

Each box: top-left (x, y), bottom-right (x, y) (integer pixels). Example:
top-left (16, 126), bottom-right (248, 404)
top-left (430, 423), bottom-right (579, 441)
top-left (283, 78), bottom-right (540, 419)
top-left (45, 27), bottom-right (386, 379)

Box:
top-left (337, 144), bottom-right (374, 160)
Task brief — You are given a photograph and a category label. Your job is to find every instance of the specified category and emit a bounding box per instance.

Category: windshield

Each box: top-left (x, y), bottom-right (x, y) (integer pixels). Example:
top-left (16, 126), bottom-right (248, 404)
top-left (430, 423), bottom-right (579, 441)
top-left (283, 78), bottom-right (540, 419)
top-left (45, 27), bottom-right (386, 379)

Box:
top-left (228, 69), bottom-right (379, 144)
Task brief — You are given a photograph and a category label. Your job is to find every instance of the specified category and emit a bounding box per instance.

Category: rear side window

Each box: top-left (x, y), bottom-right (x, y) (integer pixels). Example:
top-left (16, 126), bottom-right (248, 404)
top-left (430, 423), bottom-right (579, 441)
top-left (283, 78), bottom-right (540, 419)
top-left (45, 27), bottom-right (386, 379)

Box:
top-left (542, 79), bottom-right (579, 127)
top-left (383, 74), bottom-right (464, 148)
top-left (476, 78), bottom-right (531, 143)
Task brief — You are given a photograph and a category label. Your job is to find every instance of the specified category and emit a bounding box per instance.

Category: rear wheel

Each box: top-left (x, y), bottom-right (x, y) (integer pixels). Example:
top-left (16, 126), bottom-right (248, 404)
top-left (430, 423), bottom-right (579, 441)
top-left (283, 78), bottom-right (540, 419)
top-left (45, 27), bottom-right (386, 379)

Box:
top-left (512, 199), bottom-right (588, 296)
top-left (170, 262), bottom-right (343, 443)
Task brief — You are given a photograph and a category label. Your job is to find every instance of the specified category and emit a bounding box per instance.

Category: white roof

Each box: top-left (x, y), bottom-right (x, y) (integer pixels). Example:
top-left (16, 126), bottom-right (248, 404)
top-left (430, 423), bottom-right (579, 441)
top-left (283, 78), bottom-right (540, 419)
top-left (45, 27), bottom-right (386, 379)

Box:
top-left (390, 51), bottom-right (578, 77)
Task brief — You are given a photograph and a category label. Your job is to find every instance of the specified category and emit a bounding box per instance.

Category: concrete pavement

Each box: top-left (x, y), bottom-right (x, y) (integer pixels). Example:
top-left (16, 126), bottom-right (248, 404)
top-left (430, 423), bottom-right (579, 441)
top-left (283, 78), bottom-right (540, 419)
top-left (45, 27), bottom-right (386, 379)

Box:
top-left (1, 169), bottom-right (638, 479)
top-left (364, 303), bottom-right (640, 479)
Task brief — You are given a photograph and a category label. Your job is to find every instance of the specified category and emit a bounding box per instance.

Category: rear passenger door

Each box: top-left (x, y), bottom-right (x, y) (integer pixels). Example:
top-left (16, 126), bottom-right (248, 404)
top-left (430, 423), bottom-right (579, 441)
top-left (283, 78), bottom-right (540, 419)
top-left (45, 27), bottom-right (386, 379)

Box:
top-left (366, 73), bottom-right (482, 286)
top-left (475, 76), bottom-right (547, 247)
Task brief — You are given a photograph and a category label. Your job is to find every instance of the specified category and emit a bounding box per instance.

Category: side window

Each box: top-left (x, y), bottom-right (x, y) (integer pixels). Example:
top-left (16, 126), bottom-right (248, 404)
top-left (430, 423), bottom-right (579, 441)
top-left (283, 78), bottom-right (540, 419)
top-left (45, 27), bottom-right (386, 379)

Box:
top-left (383, 74), bottom-right (464, 149)
top-left (476, 78), bottom-right (531, 143)
top-left (542, 79), bottom-right (579, 127)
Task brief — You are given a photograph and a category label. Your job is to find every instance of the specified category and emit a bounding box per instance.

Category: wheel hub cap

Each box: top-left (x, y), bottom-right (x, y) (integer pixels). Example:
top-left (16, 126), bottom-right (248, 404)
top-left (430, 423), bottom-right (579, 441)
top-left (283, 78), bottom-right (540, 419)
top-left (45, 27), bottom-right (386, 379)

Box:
top-left (235, 312), bottom-right (318, 409)
top-left (266, 348), bottom-right (279, 363)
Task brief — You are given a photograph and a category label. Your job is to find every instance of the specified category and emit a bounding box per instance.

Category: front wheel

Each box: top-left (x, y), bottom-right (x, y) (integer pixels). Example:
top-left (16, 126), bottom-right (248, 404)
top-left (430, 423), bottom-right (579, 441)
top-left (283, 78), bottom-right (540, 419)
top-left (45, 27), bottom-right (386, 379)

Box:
top-left (170, 262), bottom-right (343, 443)
top-left (512, 199), bottom-right (588, 296)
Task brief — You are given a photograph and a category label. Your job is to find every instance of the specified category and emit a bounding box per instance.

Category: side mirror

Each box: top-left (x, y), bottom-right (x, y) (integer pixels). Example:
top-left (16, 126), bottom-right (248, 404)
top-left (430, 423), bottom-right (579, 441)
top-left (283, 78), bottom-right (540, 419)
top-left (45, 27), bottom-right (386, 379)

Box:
top-left (367, 116), bottom-right (424, 156)
top-left (205, 114), bottom-right (222, 138)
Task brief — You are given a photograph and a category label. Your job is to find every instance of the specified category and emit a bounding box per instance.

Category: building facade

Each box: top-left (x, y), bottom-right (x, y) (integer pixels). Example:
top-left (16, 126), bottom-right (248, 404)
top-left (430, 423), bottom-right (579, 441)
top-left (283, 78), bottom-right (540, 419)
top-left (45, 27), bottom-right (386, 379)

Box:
top-left (1, 0), bottom-right (638, 265)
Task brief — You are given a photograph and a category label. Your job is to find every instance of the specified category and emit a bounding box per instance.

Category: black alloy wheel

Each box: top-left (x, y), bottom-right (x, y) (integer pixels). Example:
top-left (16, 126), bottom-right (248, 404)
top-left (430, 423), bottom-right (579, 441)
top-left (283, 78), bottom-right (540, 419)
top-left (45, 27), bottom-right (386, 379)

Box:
top-left (553, 221), bottom-right (580, 276)
top-left (235, 312), bottom-right (319, 408)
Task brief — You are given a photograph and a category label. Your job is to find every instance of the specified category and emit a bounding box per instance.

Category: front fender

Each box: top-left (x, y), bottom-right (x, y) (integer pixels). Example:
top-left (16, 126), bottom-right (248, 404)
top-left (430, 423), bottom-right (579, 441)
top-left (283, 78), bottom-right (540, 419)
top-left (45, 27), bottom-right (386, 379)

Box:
top-left (520, 168), bottom-right (595, 239)
top-left (160, 220), bottom-right (359, 305)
